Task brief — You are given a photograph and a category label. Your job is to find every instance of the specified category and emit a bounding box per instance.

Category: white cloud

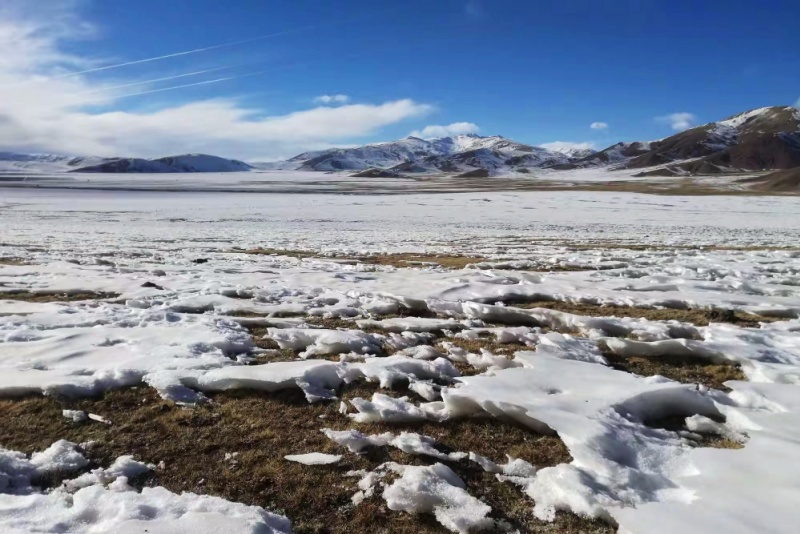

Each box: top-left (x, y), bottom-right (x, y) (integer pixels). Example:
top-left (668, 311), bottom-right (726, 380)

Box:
top-left (794, 96), bottom-right (800, 109)
top-left (0, 5), bottom-right (432, 161)
top-left (409, 122), bottom-right (479, 138)
top-left (590, 121), bottom-right (608, 130)
top-left (313, 94), bottom-right (349, 105)
top-left (656, 112), bottom-right (697, 132)
top-left (540, 141), bottom-right (596, 154)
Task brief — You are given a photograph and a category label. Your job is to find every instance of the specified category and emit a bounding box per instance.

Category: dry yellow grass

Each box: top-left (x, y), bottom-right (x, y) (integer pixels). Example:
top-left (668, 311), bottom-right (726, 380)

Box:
top-left (353, 253), bottom-right (487, 269)
top-left (231, 247), bottom-right (611, 272)
top-left (230, 248), bottom-right (489, 270)
top-left (442, 335), bottom-right (532, 356)
top-left (600, 347), bottom-right (746, 391)
top-left (0, 257), bottom-right (28, 266)
top-left (0, 386), bottom-right (615, 534)
top-left (232, 247), bottom-right (317, 259)
top-left (0, 290), bottom-right (120, 302)
top-left (514, 300), bottom-right (774, 328)
top-left (645, 415), bottom-right (745, 450)
top-left (517, 239), bottom-right (800, 253)
top-left (433, 336), bottom-right (528, 376)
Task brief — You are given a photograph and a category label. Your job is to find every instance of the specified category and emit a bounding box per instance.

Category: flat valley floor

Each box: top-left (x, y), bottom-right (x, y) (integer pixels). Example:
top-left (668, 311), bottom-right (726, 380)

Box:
top-left (1, 187), bottom-right (800, 533)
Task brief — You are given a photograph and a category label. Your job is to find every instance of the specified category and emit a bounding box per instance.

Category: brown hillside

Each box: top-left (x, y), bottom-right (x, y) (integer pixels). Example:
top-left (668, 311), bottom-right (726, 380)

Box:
top-left (740, 167), bottom-right (800, 192)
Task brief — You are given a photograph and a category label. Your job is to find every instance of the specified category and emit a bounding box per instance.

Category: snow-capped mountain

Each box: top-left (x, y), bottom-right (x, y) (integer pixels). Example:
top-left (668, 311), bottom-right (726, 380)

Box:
top-left (625, 106), bottom-right (800, 173)
top-left (0, 152), bottom-right (252, 174)
top-left (556, 142), bottom-right (652, 169)
top-left (542, 146), bottom-right (598, 159)
top-left (282, 134), bottom-right (576, 175)
top-left (559, 106), bottom-right (800, 176)
top-left (72, 154), bottom-right (253, 173)
top-left (0, 152), bottom-right (107, 173)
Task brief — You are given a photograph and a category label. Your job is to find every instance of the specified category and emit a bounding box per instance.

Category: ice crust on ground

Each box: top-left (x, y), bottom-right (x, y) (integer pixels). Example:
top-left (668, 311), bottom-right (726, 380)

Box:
top-left (3, 188), bottom-right (800, 532)
top-left (322, 428), bottom-right (467, 461)
top-left (284, 452), bottom-right (342, 465)
top-left (382, 462), bottom-right (493, 533)
top-left (267, 327), bottom-right (383, 357)
top-left (0, 441), bottom-right (292, 533)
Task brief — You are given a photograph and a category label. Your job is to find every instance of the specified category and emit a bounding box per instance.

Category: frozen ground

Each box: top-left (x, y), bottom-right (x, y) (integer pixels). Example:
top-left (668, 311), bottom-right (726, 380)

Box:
top-left (2, 187), bottom-right (800, 533)
top-left (0, 167), bottom-right (771, 194)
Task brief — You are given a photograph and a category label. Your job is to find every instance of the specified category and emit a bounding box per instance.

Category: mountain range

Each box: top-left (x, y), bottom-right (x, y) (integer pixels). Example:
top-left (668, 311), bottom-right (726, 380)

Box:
top-left (0, 106), bottom-right (797, 181)
top-left (267, 134), bottom-right (595, 175)
top-left (0, 153), bottom-right (251, 174)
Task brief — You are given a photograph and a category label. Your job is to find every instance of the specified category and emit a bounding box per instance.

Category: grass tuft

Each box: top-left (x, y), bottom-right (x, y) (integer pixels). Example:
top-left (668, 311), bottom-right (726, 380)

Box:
top-left (600, 347), bottom-right (746, 391)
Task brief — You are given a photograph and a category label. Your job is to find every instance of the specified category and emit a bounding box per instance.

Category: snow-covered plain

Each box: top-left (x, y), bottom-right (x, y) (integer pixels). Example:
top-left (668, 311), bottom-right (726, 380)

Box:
top-left (0, 165), bottom-right (768, 194)
top-left (2, 187), bottom-right (800, 532)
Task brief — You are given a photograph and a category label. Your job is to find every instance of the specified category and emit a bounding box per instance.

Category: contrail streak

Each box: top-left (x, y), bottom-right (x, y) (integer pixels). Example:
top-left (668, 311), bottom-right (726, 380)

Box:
top-left (48, 25), bottom-right (314, 80)
top-left (76, 66), bottom-right (231, 94)
top-left (97, 42), bottom-right (427, 102)
top-left (109, 67), bottom-right (284, 100)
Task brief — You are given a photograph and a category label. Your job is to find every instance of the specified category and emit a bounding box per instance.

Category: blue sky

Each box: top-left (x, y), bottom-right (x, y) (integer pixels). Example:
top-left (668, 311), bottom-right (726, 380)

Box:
top-left (0, 0), bottom-right (798, 159)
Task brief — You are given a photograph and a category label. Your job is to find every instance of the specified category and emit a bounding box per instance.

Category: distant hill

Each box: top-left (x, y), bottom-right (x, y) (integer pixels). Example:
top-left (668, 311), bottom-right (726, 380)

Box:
top-left (0, 152), bottom-right (107, 173)
top-left (72, 154), bottom-right (253, 173)
top-left (277, 134), bottom-right (592, 176)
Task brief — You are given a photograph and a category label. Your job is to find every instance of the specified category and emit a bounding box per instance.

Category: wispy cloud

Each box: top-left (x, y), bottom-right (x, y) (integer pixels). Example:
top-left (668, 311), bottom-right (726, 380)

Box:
top-left (410, 122), bottom-right (479, 138)
top-left (590, 121), bottom-right (608, 130)
top-left (794, 96), bottom-right (800, 109)
top-left (313, 94), bottom-right (350, 105)
top-left (656, 112), bottom-right (697, 132)
top-left (0, 4), bottom-right (433, 161)
top-left (540, 141), bottom-right (596, 154)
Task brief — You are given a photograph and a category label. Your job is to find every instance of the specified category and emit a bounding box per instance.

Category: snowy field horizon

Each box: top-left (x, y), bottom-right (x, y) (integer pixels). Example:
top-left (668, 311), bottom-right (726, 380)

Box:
top-left (0, 167), bottom-right (786, 197)
top-left (2, 184), bottom-right (800, 533)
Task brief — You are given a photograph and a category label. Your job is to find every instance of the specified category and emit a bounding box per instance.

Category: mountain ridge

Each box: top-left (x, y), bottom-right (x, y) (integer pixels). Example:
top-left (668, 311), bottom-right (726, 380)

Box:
top-left (70, 154), bottom-right (253, 173)
top-left (1, 105), bottom-right (797, 177)
top-left (280, 133), bottom-right (586, 175)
